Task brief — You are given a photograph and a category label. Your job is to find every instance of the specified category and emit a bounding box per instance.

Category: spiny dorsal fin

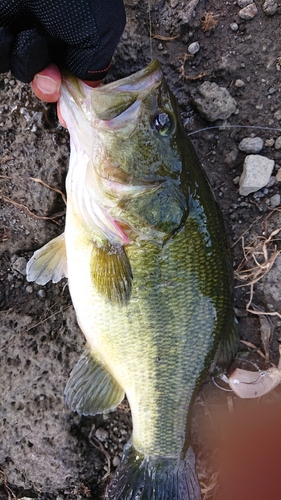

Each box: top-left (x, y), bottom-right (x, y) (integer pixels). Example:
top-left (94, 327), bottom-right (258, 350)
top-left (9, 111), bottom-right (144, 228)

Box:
top-left (26, 233), bottom-right (67, 285)
top-left (64, 348), bottom-right (125, 415)
top-left (90, 243), bottom-right (132, 305)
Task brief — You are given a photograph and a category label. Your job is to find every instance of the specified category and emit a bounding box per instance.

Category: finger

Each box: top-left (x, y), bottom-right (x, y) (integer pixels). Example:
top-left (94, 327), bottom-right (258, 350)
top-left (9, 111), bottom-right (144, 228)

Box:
top-left (31, 63), bottom-right (61, 102)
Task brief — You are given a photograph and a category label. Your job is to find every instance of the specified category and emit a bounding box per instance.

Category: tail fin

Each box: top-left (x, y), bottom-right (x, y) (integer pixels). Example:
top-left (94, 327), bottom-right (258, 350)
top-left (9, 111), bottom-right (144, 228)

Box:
top-left (105, 443), bottom-right (201, 500)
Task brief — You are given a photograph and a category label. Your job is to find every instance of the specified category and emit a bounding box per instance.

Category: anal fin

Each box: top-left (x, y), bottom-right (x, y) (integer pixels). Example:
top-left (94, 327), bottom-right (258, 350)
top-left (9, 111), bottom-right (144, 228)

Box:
top-left (90, 243), bottom-right (132, 306)
top-left (26, 233), bottom-right (67, 285)
top-left (64, 348), bottom-right (125, 415)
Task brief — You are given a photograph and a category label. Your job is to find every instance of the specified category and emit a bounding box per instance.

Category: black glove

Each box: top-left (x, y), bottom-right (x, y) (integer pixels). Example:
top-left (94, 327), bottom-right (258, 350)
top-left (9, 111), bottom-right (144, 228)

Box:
top-left (0, 0), bottom-right (126, 83)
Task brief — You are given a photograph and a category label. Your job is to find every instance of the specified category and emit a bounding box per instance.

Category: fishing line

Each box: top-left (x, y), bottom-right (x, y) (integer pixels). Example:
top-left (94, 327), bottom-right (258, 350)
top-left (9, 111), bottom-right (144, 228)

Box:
top-left (148, 0), bottom-right (153, 62)
top-left (188, 124), bottom-right (281, 136)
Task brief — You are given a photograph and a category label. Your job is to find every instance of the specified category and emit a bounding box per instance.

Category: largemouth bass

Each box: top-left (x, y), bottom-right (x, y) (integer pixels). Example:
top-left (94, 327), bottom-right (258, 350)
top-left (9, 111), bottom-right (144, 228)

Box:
top-left (26, 60), bottom-right (237, 500)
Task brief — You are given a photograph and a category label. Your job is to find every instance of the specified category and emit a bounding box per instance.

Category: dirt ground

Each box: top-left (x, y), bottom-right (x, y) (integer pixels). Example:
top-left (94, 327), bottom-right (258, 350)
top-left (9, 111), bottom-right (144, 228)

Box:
top-left (1, 1), bottom-right (281, 499)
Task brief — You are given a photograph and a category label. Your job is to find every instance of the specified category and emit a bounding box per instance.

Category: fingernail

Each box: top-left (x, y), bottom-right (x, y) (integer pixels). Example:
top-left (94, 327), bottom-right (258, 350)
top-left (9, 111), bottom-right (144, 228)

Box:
top-left (35, 74), bottom-right (60, 94)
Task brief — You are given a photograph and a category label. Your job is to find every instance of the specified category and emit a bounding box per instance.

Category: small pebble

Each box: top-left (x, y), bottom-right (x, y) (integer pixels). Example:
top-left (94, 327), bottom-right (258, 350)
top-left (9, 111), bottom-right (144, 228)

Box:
top-left (274, 110), bottom-right (281, 121)
top-left (230, 22), bottom-right (239, 31)
top-left (238, 0), bottom-right (253, 6)
top-left (188, 41), bottom-right (200, 55)
top-left (238, 3), bottom-right (258, 20)
top-left (265, 138), bottom-right (275, 147)
top-left (95, 427), bottom-right (109, 442)
top-left (235, 79), bottom-right (245, 87)
top-left (238, 137), bottom-right (264, 154)
top-left (112, 456), bottom-right (121, 467)
top-left (38, 289), bottom-right (46, 299)
top-left (263, 0), bottom-right (278, 15)
top-left (276, 169), bottom-right (281, 182)
top-left (275, 136), bottom-right (281, 149)
top-left (269, 193), bottom-right (281, 207)
top-left (26, 285), bottom-right (33, 294)
top-left (12, 256), bottom-right (27, 276)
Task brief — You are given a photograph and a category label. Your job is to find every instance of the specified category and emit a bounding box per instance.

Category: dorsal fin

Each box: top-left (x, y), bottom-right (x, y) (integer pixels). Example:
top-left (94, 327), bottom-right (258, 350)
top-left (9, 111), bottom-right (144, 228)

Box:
top-left (26, 233), bottom-right (67, 285)
top-left (64, 348), bottom-right (125, 415)
top-left (90, 243), bottom-right (132, 305)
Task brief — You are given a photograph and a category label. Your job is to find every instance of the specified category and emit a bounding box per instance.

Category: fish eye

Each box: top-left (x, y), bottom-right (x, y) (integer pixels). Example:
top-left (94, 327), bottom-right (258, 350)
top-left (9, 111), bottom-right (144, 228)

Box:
top-left (152, 111), bottom-right (173, 136)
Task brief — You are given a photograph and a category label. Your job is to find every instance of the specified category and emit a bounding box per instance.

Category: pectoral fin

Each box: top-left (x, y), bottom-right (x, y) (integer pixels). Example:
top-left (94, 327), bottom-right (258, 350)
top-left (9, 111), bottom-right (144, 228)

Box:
top-left (90, 243), bottom-right (132, 305)
top-left (26, 233), bottom-right (67, 285)
top-left (64, 348), bottom-right (125, 415)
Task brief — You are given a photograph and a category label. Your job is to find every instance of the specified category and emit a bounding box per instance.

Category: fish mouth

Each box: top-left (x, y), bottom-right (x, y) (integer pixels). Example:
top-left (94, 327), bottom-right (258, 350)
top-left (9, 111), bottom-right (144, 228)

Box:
top-left (105, 60), bottom-right (163, 93)
top-left (86, 61), bottom-right (163, 121)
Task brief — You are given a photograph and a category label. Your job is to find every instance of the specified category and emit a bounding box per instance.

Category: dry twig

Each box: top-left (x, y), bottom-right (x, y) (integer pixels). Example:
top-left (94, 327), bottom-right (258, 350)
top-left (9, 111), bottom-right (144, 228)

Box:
top-left (0, 194), bottom-right (65, 226)
top-left (30, 177), bottom-right (67, 205)
top-left (151, 34), bottom-right (179, 41)
top-left (0, 469), bottom-right (16, 500)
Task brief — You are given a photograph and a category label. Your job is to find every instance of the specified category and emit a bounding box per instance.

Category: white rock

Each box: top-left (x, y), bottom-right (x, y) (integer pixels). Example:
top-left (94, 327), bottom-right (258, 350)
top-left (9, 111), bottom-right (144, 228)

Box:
top-left (188, 41), bottom-right (200, 55)
top-left (239, 155), bottom-right (275, 196)
top-left (230, 22), bottom-right (239, 31)
top-left (238, 137), bottom-right (264, 153)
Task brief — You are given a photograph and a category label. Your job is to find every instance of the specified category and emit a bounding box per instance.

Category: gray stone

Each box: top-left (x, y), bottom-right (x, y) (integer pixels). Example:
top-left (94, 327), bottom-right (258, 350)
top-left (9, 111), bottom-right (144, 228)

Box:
top-left (238, 137), bottom-right (264, 154)
top-left (239, 155), bottom-right (275, 195)
top-left (269, 193), bottom-right (281, 207)
top-left (239, 3), bottom-right (258, 20)
top-left (95, 427), bottom-right (109, 442)
top-left (263, 0), bottom-right (278, 16)
top-left (12, 256), bottom-right (27, 276)
top-left (238, 0), bottom-right (254, 6)
top-left (191, 81), bottom-right (237, 121)
top-left (275, 136), bottom-right (281, 149)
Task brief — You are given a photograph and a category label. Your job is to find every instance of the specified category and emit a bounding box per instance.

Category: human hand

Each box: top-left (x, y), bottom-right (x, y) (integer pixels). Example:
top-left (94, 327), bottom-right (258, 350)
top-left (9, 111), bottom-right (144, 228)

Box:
top-left (0, 0), bottom-right (125, 102)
